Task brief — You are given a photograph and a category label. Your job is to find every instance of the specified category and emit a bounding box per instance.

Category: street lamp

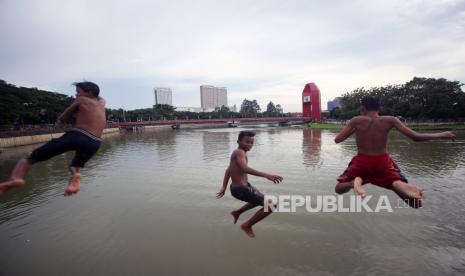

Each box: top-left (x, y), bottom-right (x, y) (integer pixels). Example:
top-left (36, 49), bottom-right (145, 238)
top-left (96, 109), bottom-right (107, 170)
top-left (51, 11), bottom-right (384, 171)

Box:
top-left (121, 106), bottom-right (126, 122)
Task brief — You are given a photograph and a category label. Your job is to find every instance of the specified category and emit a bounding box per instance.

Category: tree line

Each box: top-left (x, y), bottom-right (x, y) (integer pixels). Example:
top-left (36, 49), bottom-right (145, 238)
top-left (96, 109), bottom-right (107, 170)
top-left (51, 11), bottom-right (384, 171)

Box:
top-left (0, 79), bottom-right (289, 127)
top-left (4, 77), bottom-right (461, 126)
top-left (330, 77), bottom-right (465, 120)
top-left (106, 100), bottom-right (287, 122)
top-left (0, 80), bottom-right (74, 126)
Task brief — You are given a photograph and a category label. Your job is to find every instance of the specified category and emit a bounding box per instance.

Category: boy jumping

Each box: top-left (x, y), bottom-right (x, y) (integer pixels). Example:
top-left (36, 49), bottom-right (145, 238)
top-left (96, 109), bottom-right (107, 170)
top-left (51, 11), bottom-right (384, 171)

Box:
top-left (216, 131), bottom-right (283, 238)
top-left (0, 81), bottom-right (106, 196)
top-left (334, 96), bottom-right (455, 208)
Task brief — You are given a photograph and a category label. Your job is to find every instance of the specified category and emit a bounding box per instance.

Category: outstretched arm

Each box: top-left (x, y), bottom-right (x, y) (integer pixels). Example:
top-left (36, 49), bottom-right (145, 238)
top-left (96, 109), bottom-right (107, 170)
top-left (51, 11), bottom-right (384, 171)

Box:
top-left (216, 167), bottom-right (230, 198)
top-left (58, 98), bottom-right (80, 123)
top-left (391, 117), bottom-right (455, 141)
top-left (235, 150), bottom-right (283, 183)
top-left (335, 120), bottom-right (356, 143)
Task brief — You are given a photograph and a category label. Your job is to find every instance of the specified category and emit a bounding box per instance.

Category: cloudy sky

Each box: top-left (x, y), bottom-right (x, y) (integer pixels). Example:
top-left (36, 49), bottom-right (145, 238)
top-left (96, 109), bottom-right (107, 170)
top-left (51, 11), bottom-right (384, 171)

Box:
top-left (1, 0), bottom-right (465, 112)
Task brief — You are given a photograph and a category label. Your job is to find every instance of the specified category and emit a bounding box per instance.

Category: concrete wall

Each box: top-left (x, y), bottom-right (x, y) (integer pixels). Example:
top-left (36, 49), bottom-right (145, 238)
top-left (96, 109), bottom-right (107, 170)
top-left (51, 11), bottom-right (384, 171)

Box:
top-left (0, 128), bottom-right (120, 148)
top-left (143, 125), bottom-right (172, 130)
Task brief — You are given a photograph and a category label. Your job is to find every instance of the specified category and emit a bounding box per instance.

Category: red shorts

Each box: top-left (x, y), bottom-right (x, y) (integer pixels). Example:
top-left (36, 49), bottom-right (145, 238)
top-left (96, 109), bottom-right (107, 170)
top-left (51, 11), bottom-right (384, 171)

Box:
top-left (337, 154), bottom-right (408, 189)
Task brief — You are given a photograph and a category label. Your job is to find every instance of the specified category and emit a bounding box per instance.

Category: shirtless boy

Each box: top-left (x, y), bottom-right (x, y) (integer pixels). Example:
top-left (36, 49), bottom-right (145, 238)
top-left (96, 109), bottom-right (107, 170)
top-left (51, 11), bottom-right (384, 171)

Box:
top-left (334, 96), bottom-right (455, 208)
top-left (216, 131), bottom-right (283, 238)
top-left (0, 81), bottom-right (106, 196)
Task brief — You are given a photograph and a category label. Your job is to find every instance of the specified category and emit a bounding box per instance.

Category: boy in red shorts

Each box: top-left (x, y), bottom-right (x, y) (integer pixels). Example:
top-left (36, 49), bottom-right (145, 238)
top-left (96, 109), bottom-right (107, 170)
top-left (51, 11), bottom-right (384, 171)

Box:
top-left (334, 96), bottom-right (455, 208)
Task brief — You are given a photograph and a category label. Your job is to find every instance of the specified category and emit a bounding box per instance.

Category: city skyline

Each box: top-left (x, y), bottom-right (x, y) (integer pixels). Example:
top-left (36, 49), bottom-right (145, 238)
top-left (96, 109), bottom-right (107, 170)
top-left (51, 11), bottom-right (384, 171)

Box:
top-left (327, 97), bottom-right (342, 112)
top-left (154, 87), bottom-right (173, 105)
top-left (200, 85), bottom-right (228, 111)
top-left (1, 1), bottom-right (464, 112)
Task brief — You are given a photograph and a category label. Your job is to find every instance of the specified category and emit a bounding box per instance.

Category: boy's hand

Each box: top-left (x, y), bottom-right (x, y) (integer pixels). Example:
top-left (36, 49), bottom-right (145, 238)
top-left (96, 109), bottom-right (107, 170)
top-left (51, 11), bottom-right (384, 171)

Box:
top-left (216, 189), bottom-right (226, 198)
top-left (441, 131), bottom-right (456, 141)
top-left (266, 174), bottom-right (283, 184)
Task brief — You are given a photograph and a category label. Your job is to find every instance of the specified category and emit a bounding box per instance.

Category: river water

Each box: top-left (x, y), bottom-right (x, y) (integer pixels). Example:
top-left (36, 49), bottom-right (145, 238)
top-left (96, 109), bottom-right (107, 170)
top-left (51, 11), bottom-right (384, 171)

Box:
top-left (0, 127), bottom-right (464, 276)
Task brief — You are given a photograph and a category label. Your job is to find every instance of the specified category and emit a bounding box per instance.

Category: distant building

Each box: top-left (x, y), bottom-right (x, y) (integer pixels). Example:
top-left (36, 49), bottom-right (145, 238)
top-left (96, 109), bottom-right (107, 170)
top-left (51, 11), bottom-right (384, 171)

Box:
top-left (154, 87), bottom-right (172, 105)
top-left (327, 101), bottom-right (336, 111)
top-left (200, 85), bottom-right (228, 109)
top-left (327, 97), bottom-right (342, 111)
top-left (229, 104), bottom-right (237, 112)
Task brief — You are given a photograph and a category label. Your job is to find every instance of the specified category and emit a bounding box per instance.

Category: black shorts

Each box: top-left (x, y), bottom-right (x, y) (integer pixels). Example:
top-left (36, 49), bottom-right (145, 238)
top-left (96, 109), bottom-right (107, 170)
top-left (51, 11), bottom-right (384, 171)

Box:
top-left (27, 129), bottom-right (101, 168)
top-left (230, 183), bottom-right (265, 206)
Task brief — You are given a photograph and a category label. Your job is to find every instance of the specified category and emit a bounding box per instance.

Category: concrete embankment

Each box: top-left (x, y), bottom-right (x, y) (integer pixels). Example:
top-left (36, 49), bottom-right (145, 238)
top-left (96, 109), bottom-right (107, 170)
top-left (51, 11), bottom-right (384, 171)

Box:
top-left (0, 128), bottom-right (121, 148)
top-left (0, 123), bottom-right (232, 149)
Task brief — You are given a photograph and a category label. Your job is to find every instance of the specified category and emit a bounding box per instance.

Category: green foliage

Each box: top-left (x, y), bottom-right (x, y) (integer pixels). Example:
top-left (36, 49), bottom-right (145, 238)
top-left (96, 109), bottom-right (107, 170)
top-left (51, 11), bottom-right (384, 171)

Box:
top-left (240, 99), bottom-right (261, 117)
top-left (263, 101), bottom-right (280, 117)
top-left (329, 107), bottom-right (342, 119)
top-left (0, 80), bottom-right (74, 125)
top-left (1, 79), bottom-right (289, 124)
top-left (335, 77), bottom-right (465, 119)
top-left (213, 105), bottom-right (236, 118)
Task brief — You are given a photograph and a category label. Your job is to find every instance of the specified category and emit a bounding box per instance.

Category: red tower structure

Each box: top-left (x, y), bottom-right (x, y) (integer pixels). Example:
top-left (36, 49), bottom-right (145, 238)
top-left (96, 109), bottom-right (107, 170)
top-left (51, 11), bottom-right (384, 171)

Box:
top-left (302, 83), bottom-right (321, 121)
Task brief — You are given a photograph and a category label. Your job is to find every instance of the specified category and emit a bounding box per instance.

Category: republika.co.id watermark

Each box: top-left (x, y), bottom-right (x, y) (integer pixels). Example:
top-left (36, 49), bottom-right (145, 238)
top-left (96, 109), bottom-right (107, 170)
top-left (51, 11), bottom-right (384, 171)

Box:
top-left (264, 195), bottom-right (421, 213)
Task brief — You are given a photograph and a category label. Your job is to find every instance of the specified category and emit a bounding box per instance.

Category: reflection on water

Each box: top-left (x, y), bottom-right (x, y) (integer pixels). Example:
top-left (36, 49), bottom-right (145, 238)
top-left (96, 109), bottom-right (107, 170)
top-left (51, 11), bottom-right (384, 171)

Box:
top-left (302, 129), bottom-right (322, 168)
top-left (201, 130), bottom-right (231, 162)
top-left (1, 128), bottom-right (465, 276)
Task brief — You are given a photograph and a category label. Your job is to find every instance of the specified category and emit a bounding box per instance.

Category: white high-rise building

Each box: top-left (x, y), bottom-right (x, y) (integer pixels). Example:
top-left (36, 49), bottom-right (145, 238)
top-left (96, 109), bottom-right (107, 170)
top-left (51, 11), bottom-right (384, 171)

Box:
top-left (200, 85), bottom-right (228, 110)
top-left (154, 87), bottom-right (172, 105)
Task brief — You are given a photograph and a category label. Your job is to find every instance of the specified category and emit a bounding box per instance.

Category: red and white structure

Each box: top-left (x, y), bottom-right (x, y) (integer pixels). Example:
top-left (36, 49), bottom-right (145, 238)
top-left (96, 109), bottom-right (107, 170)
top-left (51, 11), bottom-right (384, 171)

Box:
top-left (302, 83), bottom-right (321, 121)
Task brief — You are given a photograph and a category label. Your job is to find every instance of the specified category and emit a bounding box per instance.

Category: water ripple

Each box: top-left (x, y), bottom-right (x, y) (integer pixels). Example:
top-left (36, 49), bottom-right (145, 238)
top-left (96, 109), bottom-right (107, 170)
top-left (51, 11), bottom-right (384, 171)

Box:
top-left (0, 128), bottom-right (464, 275)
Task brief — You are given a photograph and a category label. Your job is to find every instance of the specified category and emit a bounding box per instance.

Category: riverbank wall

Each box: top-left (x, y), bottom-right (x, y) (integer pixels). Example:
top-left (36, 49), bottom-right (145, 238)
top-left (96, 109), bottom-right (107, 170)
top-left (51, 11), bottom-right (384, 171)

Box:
top-left (0, 128), bottom-right (121, 148)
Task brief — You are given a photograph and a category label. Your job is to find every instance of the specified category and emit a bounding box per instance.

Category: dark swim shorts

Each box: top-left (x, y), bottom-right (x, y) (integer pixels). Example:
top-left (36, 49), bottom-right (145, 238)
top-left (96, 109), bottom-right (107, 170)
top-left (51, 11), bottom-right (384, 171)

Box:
top-left (230, 183), bottom-right (265, 206)
top-left (28, 128), bottom-right (101, 168)
top-left (337, 153), bottom-right (408, 190)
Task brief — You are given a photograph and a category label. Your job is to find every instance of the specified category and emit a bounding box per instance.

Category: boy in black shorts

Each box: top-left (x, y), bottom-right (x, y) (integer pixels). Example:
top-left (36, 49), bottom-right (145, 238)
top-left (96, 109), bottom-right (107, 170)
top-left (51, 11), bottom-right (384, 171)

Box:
top-left (0, 81), bottom-right (106, 196)
top-left (216, 131), bottom-right (283, 238)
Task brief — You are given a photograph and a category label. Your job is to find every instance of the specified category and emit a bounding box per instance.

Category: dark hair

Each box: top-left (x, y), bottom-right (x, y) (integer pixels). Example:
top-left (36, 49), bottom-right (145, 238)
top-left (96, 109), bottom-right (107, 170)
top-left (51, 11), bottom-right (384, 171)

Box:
top-left (361, 96), bottom-right (380, 111)
top-left (73, 81), bottom-right (100, 97)
top-left (238, 131), bottom-right (255, 141)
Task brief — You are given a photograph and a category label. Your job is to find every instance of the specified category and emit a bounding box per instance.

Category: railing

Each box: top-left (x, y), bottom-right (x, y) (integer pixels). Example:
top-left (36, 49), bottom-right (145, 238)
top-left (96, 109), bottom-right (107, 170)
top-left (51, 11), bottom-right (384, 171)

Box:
top-left (0, 118), bottom-right (312, 138)
top-left (112, 117), bottom-right (313, 127)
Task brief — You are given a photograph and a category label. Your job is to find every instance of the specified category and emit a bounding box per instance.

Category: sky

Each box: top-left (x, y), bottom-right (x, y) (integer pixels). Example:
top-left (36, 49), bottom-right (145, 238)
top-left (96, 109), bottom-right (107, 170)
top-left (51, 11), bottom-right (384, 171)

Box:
top-left (1, 0), bottom-right (465, 112)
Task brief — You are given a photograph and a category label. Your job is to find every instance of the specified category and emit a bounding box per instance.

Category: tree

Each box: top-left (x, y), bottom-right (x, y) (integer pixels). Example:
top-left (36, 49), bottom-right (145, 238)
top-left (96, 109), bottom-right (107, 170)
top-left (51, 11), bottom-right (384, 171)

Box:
top-left (264, 101), bottom-right (279, 117)
top-left (153, 104), bottom-right (176, 120)
top-left (276, 104), bottom-right (283, 115)
top-left (329, 107), bottom-right (342, 119)
top-left (0, 79), bottom-right (74, 126)
top-left (240, 99), bottom-right (261, 117)
top-left (337, 77), bottom-right (465, 120)
top-left (214, 105), bottom-right (231, 118)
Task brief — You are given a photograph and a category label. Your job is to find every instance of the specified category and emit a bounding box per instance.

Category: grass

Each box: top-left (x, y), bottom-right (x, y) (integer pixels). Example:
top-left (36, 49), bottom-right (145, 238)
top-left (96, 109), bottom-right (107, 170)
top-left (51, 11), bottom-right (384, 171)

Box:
top-left (298, 123), bottom-right (345, 129)
top-left (407, 124), bottom-right (465, 130)
top-left (300, 122), bottom-right (465, 130)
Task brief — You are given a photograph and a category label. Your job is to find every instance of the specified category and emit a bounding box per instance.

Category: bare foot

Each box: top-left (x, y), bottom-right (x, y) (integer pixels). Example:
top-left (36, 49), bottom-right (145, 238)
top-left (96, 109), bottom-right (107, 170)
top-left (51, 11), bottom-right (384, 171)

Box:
top-left (402, 186), bottom-right (423, 208)
top-left (353, 177), bottom-right (366, 198)
top-left (64, 173), bottom-right (81, 196)
top-left (393, 181), bottom-right (423, 208)
top-left (231, 211), bottom-right (240, 224)
top-left (240, 224), bottom-right (256, 238)
top-left (0, 179), bottom-right (25, 195)
top-left (335, 181), bottom-right (354, 194)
